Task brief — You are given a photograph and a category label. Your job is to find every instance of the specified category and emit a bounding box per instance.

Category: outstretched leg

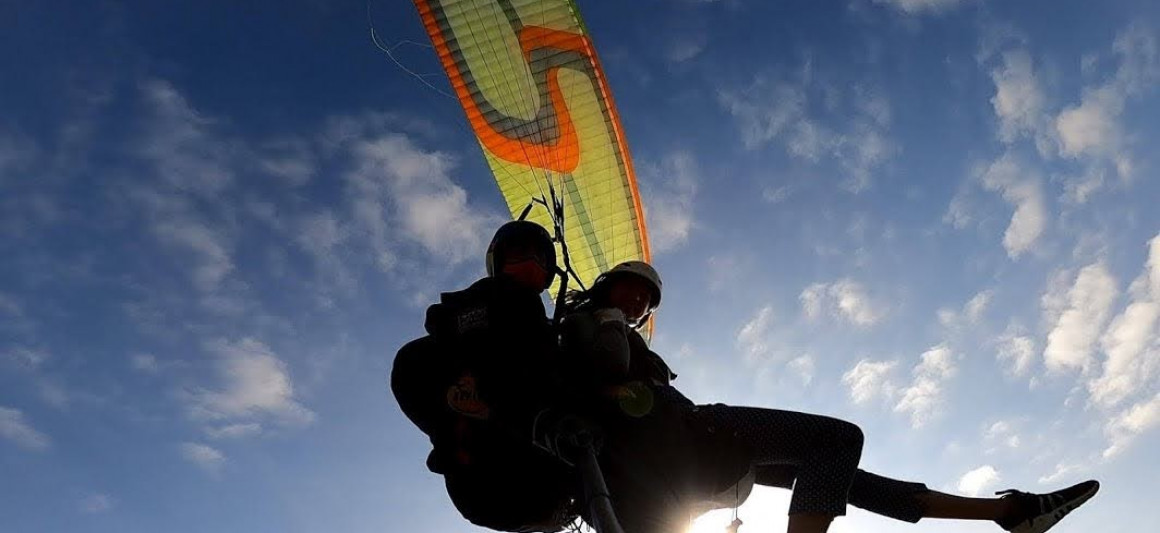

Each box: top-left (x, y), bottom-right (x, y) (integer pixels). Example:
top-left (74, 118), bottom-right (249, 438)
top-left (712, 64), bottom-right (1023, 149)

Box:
top-left (694, 404), bottom-right (864, 533)
top-left (755, 463), bottom-right (1099, 532)
top-left (694, 404), bottom-right (1098, 533)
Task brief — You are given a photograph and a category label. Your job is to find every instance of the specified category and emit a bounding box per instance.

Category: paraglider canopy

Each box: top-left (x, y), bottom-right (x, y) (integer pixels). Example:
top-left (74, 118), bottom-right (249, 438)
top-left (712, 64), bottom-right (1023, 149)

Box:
top-left (410, 0), bottom-right (652, 299)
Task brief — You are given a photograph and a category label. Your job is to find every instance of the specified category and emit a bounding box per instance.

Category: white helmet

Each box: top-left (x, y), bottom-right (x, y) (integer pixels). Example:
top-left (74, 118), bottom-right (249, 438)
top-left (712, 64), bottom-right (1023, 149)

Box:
top-left (598, 260), bottom-right (662, 310)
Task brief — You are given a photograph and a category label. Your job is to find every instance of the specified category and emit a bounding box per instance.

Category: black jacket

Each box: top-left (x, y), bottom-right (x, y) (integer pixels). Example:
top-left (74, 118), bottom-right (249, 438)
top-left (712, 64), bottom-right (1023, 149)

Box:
top-left (393, 275), bottom-right (559, 469)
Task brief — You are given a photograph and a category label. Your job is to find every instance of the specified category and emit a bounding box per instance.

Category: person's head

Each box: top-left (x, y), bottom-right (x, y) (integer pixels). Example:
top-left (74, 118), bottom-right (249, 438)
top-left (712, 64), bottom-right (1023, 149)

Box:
top-left (591, 261), bottom-right (662, 326)
top-left (485, 220), bottom-right (557, 292)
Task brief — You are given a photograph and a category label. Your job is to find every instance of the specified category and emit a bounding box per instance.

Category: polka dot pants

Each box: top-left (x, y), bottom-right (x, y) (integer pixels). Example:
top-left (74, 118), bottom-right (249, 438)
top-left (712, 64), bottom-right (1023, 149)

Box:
top-left (693, 404), bottom-right (928, 522)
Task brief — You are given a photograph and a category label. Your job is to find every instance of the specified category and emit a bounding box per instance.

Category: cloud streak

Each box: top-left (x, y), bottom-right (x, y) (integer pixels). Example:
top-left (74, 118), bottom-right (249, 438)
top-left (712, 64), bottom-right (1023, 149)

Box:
top-left (187, 338), bottom-right (315, 435)
top-left (894, 344), bottom-right (957, 427)
top-left (801, 279), bottom-right (884, 326)
top-left (1043, 263), bottom-right (1118, 373)
top-left (0, 406), bottom-right (51, 451)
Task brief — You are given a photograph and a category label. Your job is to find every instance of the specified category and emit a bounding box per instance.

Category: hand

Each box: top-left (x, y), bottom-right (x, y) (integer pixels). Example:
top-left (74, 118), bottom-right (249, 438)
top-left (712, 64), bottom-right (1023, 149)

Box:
top-left (532, 409), bottom-right (603, 466)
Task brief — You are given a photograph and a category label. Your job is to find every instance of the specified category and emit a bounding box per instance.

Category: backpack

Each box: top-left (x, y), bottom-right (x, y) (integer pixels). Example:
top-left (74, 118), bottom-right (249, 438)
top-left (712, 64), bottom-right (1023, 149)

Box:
top-left (392, 277), bottom-right (578, 532)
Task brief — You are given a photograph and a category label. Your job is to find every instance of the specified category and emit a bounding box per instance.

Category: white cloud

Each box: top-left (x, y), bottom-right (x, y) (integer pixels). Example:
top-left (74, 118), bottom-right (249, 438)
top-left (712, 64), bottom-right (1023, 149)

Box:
top-left (762, 185), bottom-right (791, 204)
top-left (939, 289), bottom-right (994, 328)
top-left (737, 306), bottom-right (775, 363)
top-left (667, 35), bottom-right (707, 63)
top-left (801, 279), bottom-right (884, 326)
top-left (842, 359), bottom-right (899, 405)
top-left (151, 217), bottom-right (234, 293)
top-left (38, 380), bottom-right (70, 410)
top-left (977, 153), bottom-right (1048, 259)
top-left (0, 132), bottom-right (37, 185)
top-left (718, 75), bottom-right (894, 191)
top-left (0, 292), bottom-right (21, 316)
top-left (188, 338), bottom-right (315, 430)
top-left (984, 420), bottom-right (1022, 451)
top-left (965, 290), bottom-right (993, 323)
top-left (0, 406), bottom-right (51, 451)
top-left (957, 465), bottom-right (1001, 496)
top-left (80, 493), bottom-right (114, 513)
top-left (990, 50), bottom-right (1049, 152)
top-left (4, 346), bottom-right (48, 369)
top-left (205, 423), bottom-right (263, 439)
top-left (131, 353), bottom-right (160, 374)
top-left (1102, 392), bottom-right (1160, 458)
top-left (257, 139), bottom-right (314, 186)
top-left (788, 355), bottom-right (816, 386)
top-left (719, 79), bottom-right (807, 150)
top-left (1090, 234), bottom-right (1160, 407)
top-left (1043, 263), bottom-right (1118, 373)
top-left (1053, 26), bottom-right (1158, 194)
top-left (894, 344), bottom-right (957, 428)
top-left (1038, 463), bottom-right (1083, 485)
top-left (346, 134), bottom-right (498, 267)
top-left (1092, 302), bottom-right (1159, 407)
top-left (1148, 235), bottom-right (1160, 300)
top-left (1041, 269), bottom-right (1074, 328)
top-left (871, 0), bottom-right (968, 15)
top-left (295, 210), bottom-right (354, 286)
top-left (997, 326), bottom-right (1037, 377)
top-left (180, 442), bottom-right (225, 471)
top-left (640, 151), bottom-right (699, 253)
top-left (138, 79), bottom-right (235, 196)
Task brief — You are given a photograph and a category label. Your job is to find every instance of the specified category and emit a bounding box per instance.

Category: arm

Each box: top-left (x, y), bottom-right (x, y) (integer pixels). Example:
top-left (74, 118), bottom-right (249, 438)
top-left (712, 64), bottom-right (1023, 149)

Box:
top-left (561, 309), bottom-right (632, 387)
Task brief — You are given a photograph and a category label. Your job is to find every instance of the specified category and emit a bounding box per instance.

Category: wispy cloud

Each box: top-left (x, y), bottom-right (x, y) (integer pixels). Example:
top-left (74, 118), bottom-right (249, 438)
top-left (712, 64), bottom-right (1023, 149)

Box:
top-left (989, 50), bottom-right (1051, 154)
top-left (1038, 462), bottom-right (1084, 485)
top-left (187, 338), bottom-right (315, 434)
top-left (256, 138), bottom-right (315, 187)
top-left (957, 465), bottom-right (1001, 496)
top-left (801, 279), bottom-right (884, 326)
top-left (870, 0), bottom-right (970, 15)
top-left (130, 353), bottom-right (160, 374)
top-left (344, 133), bottom-right (499, 268)
top-left (0, 291), bottom-right (22, 317)
top-left (938, 289), bottom-right (994, 328)
top-left (80, 493), bottom-right (114, 514)
top-left (1043, 263), bottom-right (1118, 373)
top-left (0, 406), bottom-right (51, 451)
top-left (737, 306), bottom-right (776, 363)
top-left (996, 324), bottom-right (1037, 378)
top-left (640, 151), bottom-right (699, 253)
top-left (978, 25), bottom-right (1159, 204)
top-left (1102, 392), bottom-right (1160, 458)
top-left (718, 70), bottom-right (895, 191)
top-left (3, 346), bottom-right (49, 370)
top-left (842, 359), bottom-right (899, 405)
top-left (1090, 234), bottom-right (1160, 407)
top-left (894, 344), bottom-right (957, 428)
top-left (975, 153), bottom-right (1048, 259)
top-left (180, 442), bottom-right (225, 472)
top-left (983, 420), bottom-right (1022, 452)
top-left (788, 355), bottom-right (816, 386)
top-left (1055, 26), bottom-right (1158, 188)
top-left (205, 423), bottom-right (263, 440)
top-left (137, 79), bottom-right (236, 196)
top-left (150, 217), bottom-right (234, 293)
top-left (666, 34), bottom-right (707, 63)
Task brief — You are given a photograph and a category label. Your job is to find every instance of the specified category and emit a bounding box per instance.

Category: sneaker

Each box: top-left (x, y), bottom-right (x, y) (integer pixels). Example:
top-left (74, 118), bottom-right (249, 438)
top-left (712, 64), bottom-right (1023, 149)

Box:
top-left (995, 480), bottom-right (1100, 533)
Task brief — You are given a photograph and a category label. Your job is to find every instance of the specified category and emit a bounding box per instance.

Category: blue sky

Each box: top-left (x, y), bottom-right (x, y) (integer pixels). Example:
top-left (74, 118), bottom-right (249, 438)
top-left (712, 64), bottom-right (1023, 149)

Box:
top-left (2, 1), bottom-right (1159, 532)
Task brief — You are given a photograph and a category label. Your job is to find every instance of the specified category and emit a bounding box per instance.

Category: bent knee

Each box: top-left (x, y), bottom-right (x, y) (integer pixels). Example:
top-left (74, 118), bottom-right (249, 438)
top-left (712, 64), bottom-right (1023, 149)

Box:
top-left (831, 419), bottom-right (864, 454)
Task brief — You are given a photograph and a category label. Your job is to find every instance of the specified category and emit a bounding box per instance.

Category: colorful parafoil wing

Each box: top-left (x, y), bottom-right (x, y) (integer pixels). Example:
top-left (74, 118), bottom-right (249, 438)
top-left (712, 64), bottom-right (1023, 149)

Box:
top-left (412, 0), bottom-right (650, 294)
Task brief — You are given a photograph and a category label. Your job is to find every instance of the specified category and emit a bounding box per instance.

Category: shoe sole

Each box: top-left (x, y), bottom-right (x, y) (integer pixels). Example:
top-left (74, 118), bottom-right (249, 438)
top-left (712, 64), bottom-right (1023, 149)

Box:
top-left (1011, 481), bottom-right (1100, 533)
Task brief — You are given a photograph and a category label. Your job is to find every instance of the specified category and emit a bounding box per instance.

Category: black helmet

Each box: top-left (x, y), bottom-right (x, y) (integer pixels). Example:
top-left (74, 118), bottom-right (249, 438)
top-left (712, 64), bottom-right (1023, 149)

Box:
top-left (485, 220), bottom-right (557, 282)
